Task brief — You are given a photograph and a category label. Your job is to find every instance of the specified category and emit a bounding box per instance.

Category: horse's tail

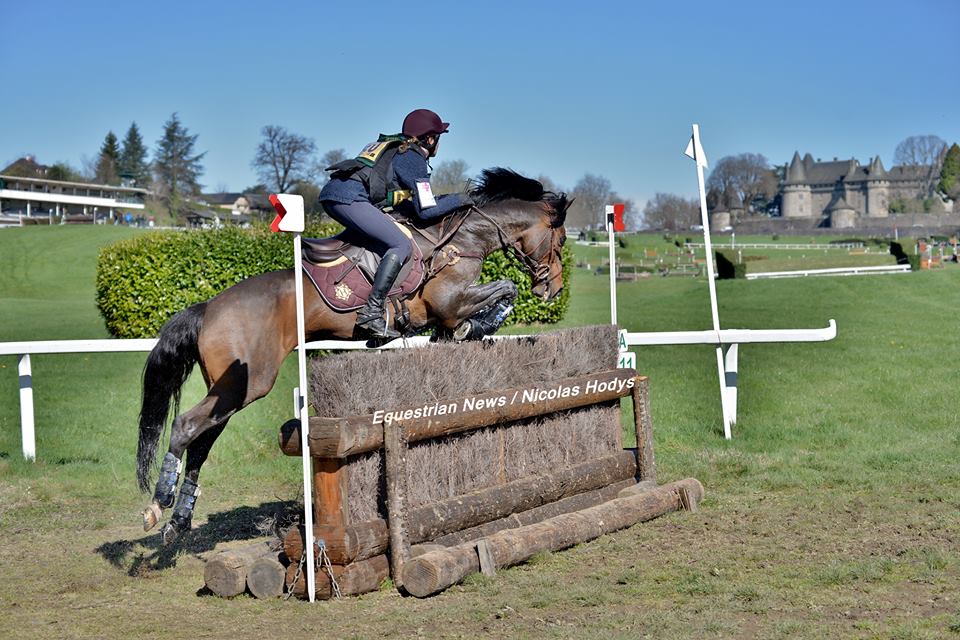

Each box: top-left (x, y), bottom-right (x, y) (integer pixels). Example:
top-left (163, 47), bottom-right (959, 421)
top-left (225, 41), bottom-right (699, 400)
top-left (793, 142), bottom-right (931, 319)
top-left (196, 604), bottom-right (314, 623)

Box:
top-left (136, 303), bottom-right (207, 493)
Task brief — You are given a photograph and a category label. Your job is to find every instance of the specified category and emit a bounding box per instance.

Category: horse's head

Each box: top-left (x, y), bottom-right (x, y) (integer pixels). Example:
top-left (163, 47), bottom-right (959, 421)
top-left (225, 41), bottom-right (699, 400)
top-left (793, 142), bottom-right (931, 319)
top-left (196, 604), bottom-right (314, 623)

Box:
top-left (470, 168), bottom-right (572, 301)
top-left (519, 195), bottom-right (570, 301)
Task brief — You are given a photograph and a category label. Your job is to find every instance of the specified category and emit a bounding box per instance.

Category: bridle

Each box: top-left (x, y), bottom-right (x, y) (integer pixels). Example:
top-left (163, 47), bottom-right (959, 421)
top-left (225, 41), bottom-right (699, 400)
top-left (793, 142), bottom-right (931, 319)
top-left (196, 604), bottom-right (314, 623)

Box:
top-left (467, 205), bottom-right (564, 294)
top-left (405, 203), bottom-right (564, 293)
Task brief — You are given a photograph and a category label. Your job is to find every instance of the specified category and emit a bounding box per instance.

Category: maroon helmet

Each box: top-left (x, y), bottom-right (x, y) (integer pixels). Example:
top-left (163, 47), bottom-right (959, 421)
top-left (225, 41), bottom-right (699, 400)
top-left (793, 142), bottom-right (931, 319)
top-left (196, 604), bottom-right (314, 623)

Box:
top-left (402, 109), bottom-right (450, 138)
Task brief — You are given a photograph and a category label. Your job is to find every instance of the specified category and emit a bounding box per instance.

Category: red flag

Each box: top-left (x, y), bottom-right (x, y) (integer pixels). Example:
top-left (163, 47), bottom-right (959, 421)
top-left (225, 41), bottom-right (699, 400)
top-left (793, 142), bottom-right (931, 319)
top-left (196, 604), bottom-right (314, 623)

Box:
top-left (613, 203), bottom-right (626, 232)
top-left (269, 194), bottom-right (286, 233)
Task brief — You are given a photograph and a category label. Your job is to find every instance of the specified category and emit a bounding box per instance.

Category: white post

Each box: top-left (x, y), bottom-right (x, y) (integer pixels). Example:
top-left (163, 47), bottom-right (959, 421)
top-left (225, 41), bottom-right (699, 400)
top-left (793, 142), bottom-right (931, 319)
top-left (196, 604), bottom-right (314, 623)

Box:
top-left (292, 233), bottom-right (317, 602)
top-left (18, 354), bottom-right (36, 461)
top-left (688, 124), bottom-right (733, 438)
top-left (724, 344), bottom-right (739, 424)
top-left (606, 205), bottom-right (618, 326)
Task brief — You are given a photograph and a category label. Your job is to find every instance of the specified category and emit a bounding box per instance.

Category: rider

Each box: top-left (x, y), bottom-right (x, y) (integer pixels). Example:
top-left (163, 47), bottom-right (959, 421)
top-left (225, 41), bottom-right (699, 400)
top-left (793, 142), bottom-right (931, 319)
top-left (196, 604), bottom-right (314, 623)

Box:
top-left (319, 108), bottom-right (471, 339)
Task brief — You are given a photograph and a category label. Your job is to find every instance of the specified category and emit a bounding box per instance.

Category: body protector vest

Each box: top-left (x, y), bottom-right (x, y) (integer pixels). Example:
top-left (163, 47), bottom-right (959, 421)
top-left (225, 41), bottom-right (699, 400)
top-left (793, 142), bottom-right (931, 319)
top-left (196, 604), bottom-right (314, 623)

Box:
top-left (326, 134), bottom-right (426, 209)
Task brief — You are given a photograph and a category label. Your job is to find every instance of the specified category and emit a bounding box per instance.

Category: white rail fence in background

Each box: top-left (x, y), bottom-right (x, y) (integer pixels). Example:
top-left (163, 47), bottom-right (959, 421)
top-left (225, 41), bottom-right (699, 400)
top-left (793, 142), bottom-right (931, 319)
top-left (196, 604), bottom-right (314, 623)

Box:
top-left (3, 320), bottom-right (837, 460)
top-left (745, 265), bottom-right (911, 279)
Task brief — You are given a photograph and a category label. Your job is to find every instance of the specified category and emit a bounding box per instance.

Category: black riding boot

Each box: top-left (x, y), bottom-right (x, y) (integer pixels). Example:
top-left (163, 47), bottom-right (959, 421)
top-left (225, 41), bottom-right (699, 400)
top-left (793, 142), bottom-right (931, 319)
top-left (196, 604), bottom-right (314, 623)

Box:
top-left (356, 253), bottom-right (404, 339)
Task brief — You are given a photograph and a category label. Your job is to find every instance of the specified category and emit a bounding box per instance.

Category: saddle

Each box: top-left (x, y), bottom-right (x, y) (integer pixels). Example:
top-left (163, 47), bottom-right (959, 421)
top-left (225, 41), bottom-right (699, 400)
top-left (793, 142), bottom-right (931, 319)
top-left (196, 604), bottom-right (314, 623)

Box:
top-left (302, 220), bottom-right (425, 312)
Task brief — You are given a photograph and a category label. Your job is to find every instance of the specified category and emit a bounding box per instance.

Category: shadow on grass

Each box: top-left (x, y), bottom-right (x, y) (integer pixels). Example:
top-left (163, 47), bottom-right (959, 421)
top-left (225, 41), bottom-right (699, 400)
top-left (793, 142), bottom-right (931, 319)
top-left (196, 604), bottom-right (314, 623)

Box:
top-left (95, 500), bottom-right (300, 575)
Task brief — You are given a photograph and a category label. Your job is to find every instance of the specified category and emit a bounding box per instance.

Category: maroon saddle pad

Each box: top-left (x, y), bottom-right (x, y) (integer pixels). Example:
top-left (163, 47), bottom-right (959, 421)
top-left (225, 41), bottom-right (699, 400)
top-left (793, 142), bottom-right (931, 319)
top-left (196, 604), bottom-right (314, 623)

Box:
top-left (301, 225), bottom-right (424, 312)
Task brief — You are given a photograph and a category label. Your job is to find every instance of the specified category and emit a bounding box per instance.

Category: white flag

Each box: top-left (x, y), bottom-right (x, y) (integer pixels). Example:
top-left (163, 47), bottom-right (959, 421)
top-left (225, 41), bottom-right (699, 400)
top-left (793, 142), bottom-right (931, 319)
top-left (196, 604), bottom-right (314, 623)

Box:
top-left (684, 133), bottom-right (708, 168)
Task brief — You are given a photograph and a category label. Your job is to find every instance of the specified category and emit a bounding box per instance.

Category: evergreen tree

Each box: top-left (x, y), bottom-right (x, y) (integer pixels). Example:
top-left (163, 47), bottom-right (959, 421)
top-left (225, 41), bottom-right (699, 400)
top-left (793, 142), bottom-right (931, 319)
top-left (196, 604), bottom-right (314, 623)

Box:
top-left (153, 113), bottom-right (205, 220)
top-left (119, 122), bottom-right (150, 187)
top-left (95, 131), bottom-right (121, 185)
top-left (938, 143), bottom-right (960, 199)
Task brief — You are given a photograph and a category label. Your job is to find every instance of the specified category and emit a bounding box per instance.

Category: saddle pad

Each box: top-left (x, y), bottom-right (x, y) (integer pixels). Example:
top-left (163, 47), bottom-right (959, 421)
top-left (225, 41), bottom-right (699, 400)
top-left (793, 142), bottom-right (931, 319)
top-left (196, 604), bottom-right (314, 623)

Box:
top-left (303, 240), bottom-right (424, 312)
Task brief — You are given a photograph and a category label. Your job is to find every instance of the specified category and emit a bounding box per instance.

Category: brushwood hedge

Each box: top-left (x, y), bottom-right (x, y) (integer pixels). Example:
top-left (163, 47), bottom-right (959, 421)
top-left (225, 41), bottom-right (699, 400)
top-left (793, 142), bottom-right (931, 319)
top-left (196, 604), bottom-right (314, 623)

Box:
top-left (96, 225), bottom-right (570, 338)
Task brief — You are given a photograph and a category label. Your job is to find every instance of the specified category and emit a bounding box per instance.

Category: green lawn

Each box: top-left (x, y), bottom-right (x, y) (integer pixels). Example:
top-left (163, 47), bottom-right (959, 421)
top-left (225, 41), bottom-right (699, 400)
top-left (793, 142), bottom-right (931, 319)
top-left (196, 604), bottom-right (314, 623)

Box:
top-left (1, 225), bottom-right (959, 639)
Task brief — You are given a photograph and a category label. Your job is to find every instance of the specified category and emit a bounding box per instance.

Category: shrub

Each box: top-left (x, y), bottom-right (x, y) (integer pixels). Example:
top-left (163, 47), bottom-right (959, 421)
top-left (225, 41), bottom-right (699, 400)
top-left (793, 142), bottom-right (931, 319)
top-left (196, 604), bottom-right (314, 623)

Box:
top-left (477, 245), bottom-right (572, 325)
top-left (715, 251), bottom-right (746, 279)
top-left (97, 223), bottom-right (570, 338)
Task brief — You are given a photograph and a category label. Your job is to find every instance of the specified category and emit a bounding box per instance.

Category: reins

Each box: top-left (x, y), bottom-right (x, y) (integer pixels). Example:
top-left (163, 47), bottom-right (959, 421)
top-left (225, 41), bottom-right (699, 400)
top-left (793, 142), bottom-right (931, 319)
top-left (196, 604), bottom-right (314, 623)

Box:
top-left (407, 204), bottom-right (561, 291)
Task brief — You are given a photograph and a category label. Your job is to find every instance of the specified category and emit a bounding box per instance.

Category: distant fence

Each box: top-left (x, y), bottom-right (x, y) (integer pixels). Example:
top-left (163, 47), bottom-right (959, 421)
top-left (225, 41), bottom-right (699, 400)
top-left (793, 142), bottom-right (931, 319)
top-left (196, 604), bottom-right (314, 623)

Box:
top-left (745, 265), bottom-right (911, 280)
top-left (685, 242), bottom-right (864, 250)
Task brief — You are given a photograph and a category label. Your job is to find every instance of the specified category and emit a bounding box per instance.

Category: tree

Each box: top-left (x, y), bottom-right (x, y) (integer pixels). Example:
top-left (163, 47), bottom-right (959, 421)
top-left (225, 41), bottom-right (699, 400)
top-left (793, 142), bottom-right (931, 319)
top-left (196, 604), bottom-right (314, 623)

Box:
top-left (705, 153), bottom-right (777, 216)
top-left (47, 162), bottom-right (84, 182)
top-left (252, 125), bottom-right (317, 194)
top-left (95, 131), bottom-right (120, 185)
top-left (568, 174), bottom-right (613, 229)
top-left (936, 142), bottom-right (960, 199)
top-left (431, 159), bottom-right (470, 194)
top-left (119, 122), bottom-right (150, 187)
top-left (642, 193), bottom-right (699, 232)
top-left (893, 135), bottom-right (947, 196)
top-left (315, 148), bottom-right (348, 187)
top-left (153, 113), bottom-right (205, 220)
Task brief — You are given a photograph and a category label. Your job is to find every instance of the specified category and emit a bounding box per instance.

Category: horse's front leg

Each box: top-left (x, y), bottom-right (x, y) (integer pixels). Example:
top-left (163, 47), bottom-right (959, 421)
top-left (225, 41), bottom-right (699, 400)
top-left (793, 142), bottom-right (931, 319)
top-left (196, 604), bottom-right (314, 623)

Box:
top-left (433, 279), bottom-right (518, 339)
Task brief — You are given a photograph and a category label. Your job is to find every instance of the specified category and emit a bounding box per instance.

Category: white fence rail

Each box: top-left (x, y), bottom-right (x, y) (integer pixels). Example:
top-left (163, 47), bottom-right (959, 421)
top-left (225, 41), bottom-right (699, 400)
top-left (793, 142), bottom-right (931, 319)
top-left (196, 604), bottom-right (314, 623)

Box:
top-left (745, 265), bottom-right (910, 280)
top-left (685, 242), bottom-right (864, 250)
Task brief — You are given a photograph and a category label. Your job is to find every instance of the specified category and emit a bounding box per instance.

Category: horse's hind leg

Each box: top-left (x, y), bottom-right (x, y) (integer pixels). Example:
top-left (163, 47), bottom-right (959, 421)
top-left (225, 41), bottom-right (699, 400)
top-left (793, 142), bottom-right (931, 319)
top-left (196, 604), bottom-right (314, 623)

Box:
top-left (159, 422), bottom-right (227, 545)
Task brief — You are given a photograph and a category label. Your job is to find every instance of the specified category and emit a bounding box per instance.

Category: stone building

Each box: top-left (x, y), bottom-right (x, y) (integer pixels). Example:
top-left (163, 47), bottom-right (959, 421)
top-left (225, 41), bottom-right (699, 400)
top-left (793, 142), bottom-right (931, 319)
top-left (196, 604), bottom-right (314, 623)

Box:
top-left (780, 152), bottom-right (928, 225)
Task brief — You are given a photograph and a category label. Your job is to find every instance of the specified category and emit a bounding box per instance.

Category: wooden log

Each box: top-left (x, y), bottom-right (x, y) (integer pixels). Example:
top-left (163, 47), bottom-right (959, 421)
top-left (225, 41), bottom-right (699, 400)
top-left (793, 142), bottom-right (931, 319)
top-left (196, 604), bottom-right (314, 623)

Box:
top-left (284, 451), bottom-right (637, 563)
top-left (383, 420), bottom-right (411, 587)
top-left (313, 457), bottom-right (349, 527)
top-left (630, 376), bottom-right (656, 482)
top-left (401, 478), bottom-right (704, 598)
top-left (203, 540), bottom-right (278, 598)
top-left (284, 554), bottom-right (390, 600)
top-left (430, 478), bottom-right (636, 548)
top-left (247, 556), bottom-right (286, 599)
top-left (279, 369), bottom-right (638, 458)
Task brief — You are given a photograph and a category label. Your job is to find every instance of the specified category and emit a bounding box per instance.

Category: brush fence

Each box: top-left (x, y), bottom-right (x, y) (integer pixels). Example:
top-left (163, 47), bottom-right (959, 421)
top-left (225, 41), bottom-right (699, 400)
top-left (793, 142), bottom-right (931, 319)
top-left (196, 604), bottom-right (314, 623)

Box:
top-left (277, 326), bottom-right (702, 599)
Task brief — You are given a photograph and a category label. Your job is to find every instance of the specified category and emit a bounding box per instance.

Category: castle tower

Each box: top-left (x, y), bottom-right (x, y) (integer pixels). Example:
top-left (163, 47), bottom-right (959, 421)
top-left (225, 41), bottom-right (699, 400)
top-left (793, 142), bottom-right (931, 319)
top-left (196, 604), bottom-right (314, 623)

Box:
top-left (782, 151), bottom-right (813, 218)
top-left (864, 156), bottom-right (889, 217)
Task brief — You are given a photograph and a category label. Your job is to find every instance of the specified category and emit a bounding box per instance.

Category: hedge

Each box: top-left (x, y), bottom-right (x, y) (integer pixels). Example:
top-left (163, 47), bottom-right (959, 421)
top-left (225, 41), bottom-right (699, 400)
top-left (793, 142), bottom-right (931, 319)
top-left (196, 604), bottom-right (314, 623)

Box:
top-left (96, 224), bottom-right (570, 338)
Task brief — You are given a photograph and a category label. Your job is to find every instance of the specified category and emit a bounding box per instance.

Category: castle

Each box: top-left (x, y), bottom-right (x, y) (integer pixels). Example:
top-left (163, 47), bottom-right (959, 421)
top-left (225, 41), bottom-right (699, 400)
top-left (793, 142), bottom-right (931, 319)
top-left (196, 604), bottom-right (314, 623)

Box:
top-left (780, 152), bottom-right (929, 227)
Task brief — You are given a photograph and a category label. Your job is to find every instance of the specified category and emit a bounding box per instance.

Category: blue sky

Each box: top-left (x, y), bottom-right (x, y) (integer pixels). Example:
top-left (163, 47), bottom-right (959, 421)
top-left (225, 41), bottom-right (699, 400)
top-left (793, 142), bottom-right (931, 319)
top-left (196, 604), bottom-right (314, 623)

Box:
top-left (2, 0), bottom-right (957, 209)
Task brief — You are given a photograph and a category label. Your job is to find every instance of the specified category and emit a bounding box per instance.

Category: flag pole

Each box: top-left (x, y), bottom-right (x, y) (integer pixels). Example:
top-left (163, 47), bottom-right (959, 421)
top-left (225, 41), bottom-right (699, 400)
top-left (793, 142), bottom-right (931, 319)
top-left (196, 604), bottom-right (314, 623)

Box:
top-left (606, 205), bottom-right (618, 326)
top-left (292, 231), bottom-right (318, 600)
top-left (269, 193), bottom-right (317, 601)
top-left (687, 124), bottom-right (733, 438)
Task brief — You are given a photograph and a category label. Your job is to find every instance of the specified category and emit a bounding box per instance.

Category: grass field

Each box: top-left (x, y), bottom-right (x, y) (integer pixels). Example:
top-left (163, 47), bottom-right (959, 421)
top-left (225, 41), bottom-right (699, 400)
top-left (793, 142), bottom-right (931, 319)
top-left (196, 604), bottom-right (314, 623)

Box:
top-left (1, 225), bottom-right (959, 639)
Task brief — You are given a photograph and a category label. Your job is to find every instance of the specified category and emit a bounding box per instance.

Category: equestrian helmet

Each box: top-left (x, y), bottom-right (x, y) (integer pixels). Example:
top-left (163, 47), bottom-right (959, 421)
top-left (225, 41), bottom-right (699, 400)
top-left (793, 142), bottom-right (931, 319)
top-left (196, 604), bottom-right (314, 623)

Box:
top-left (402, 109), bottom-right (450, 138)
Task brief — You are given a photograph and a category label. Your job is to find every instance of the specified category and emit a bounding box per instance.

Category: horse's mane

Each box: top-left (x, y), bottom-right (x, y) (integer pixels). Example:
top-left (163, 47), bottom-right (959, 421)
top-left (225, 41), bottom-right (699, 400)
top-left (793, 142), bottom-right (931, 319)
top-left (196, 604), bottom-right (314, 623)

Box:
top-left (469, 168), bottom-right (569, 226)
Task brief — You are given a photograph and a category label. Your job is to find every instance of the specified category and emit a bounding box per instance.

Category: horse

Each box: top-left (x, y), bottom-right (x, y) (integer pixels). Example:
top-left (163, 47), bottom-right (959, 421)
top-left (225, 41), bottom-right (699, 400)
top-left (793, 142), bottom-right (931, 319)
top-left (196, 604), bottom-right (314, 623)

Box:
top-left (136, 168), bottom-right (571, 544)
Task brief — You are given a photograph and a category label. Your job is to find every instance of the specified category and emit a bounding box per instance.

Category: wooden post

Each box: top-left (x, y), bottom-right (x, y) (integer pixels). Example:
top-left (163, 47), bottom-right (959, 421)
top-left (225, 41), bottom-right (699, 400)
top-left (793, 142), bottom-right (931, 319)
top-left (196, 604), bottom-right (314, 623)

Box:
top-left (313, 458), bottom-right (349, 528)
top-left (383, 420), bottom-right (411, 588)
top-left (631, 376), bottom-right (656, 483)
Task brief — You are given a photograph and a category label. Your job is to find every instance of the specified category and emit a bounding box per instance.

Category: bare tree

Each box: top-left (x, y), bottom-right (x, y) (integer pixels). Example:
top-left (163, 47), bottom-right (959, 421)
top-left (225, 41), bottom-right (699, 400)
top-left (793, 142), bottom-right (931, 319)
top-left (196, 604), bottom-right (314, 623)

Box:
top-left (431, 159), bottom-right (470, 194)
top-left (568, 174), bottom-right (613, 229)
top-left (893, 135), bottom-right (948, 196)
top-left (314, 148), bottom-right (348, 187)
top-left (706, 153), bottom-right (777, 215)
top-left (642, 193), bottom-right (699, 231)
top-left (252, 125), bottom-right (317, 194)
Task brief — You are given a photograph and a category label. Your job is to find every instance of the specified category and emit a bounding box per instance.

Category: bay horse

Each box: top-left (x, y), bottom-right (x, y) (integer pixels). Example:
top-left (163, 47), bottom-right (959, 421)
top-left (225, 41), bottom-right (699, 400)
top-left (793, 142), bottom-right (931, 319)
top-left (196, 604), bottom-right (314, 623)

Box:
top-left (137, 168), bottom-right (570, 544)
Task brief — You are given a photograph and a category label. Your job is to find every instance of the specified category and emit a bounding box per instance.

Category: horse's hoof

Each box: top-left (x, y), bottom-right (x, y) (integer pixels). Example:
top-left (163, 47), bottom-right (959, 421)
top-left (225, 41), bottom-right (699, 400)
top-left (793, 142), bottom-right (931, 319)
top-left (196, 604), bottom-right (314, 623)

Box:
top-left (142, 502), bottom-right (162, 532)
top-left (160, 522), bottom-right (179, 546)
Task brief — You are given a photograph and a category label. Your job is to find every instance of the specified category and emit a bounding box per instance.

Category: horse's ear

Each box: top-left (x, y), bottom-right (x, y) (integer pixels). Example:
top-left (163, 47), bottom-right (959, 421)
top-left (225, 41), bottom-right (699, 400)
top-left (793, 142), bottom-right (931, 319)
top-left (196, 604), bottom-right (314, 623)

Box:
top-left (552, 195), bottom-right (573, 226)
